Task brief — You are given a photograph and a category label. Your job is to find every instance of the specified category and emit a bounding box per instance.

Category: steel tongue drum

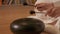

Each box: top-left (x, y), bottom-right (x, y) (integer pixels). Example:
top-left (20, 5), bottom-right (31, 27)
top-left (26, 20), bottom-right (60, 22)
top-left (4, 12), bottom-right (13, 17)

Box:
top-left (10, 18), bottom-right (45, 34)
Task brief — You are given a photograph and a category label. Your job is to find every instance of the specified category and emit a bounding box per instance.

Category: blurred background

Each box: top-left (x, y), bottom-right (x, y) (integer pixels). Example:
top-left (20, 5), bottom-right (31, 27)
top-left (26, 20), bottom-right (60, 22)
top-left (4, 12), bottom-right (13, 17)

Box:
top-left (0, 0), bottom-right (36, 6)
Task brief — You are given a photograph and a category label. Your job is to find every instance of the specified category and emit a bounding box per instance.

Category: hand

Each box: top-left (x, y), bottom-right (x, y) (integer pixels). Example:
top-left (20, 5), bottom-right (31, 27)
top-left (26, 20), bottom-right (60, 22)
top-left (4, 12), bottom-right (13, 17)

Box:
top-left (35, 3), bottom-right (53, 11)
top-left (46, 7), bottom-right (60, 18)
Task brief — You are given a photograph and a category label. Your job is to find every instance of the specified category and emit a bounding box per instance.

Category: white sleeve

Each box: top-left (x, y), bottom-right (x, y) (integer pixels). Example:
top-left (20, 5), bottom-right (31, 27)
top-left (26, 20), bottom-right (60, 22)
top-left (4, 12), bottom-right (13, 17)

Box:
top-left (44, 24), bottom-right (59, 34)
top-left (55, 17), bottom-right (60, 34)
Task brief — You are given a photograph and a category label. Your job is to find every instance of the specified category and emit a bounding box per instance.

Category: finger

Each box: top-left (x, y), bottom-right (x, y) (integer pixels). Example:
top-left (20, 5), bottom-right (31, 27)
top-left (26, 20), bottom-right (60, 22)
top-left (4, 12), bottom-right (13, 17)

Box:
top-left (45, 8), bottom-right (53, 16)
top-left (46, 8), bottom-right (56, 17)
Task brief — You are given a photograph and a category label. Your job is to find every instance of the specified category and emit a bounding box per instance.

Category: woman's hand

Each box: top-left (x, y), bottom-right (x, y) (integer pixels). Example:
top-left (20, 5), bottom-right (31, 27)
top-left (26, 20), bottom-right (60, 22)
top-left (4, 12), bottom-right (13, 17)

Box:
top-left (46, 7), bottom-right (60, 18)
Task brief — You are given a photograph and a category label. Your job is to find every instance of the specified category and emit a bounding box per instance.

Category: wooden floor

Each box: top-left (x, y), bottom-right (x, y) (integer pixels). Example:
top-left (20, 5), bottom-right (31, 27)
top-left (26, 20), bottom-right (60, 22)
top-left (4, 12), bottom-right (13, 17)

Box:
top-left (0, 5), bottom-right (34, 34)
